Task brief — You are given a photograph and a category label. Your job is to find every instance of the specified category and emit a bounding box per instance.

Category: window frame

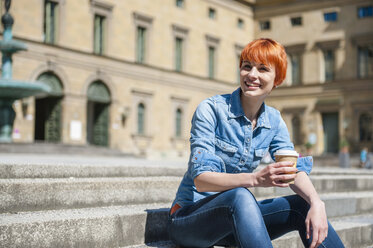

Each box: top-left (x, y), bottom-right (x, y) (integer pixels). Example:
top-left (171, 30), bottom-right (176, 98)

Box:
top-left (43, 0), bottom-right (64, 44)
top-left (358, 5), bottom-right (373, 19)
top-left (259, 20), bottom-right (271, 31)
top-left (206, 35), bottom-right (220, 79)
top-left (172, 24), bottom-right (189, 72)
top-left (235, 44), bottom-right (244, 84)
top-left (324, 11), bottom-right (338, 22)
top-left (357, 44), bottom-right (373, 79)
top-left (284, 44), bottom-right (306, 86)
top-left (90, 0), bottom-right (113, 55)
top-left (323, 49), bottom-right (335, 82)
top-left (290, 16), bottom-right (302, 26)
top-left (175, 0), bottom-right (184, 8)
top-left (132, 89), bottom-right (153, 137)
top-left (208, 7), bottom-right (216, 20)
top-left (171, 96), bottom-right (189, 140)
top-left (133, 12), bottom-right (153, 64)
top-left (93, 14), bottom-right (106, 55)
top-left (237, 18), bottom-right (244, 29)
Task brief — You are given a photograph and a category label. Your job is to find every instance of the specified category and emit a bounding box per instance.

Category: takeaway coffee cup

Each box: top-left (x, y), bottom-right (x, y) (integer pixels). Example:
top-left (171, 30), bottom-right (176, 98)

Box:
top-left (273, 150), bottom-right (299, 184)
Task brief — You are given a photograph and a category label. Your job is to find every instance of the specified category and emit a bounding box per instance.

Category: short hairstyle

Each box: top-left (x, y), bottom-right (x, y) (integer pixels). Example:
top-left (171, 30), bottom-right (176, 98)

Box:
top-left (240, 38), bottom-right (287, 87)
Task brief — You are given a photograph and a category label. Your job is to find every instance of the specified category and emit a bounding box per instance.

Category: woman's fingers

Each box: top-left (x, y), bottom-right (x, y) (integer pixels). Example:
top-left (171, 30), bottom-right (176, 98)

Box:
top-left (305, 218), bottom-right (310, 239)
top-left (272, 162), bottom-right (298, 173)
top-left (273, 161), bottom-right (295, 167)
top-left (310, 228), bottom-right (319, 248)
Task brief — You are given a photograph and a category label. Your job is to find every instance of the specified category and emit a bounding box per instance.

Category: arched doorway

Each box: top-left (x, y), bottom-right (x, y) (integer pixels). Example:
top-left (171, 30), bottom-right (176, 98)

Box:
top-left (86, 80), bottom-right (111, 147)
top-left (34, 72), bottom-right (63, 142)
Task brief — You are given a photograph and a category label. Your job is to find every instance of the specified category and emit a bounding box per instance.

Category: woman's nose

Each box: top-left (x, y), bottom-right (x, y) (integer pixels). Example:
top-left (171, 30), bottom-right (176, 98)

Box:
top-left (248, 67), bottom-right (258, 78)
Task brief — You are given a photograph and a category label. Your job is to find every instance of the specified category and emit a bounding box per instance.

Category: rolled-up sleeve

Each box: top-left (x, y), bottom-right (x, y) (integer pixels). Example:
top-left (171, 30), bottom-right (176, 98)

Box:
top-left (189, 148), bottom-right (226, 179)
top-left (296, 156), bottom-right (313, 175)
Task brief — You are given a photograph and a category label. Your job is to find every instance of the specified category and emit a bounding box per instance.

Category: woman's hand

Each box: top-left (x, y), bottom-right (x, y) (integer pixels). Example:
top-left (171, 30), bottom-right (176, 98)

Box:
top-left (253, 161), bottom-right (298, 187)
top-left (306, 200), bottom-right (328, 248)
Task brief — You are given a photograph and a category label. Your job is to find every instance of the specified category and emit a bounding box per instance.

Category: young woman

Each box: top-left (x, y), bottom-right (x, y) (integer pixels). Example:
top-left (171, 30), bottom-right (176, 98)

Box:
top-left (167, 38), bottom-right (344, 248)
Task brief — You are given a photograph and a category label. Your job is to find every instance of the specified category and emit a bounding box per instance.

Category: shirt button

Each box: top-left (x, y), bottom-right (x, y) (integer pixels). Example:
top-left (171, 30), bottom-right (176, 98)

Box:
top-left (247, 138), bottom-right (250, 142)
top-left (240, 160), bottom-right (245, 164)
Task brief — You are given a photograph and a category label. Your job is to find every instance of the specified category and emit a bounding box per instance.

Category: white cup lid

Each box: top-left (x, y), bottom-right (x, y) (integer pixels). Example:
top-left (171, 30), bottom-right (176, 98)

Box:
top-left (273, 149), bottom-right (299, 157)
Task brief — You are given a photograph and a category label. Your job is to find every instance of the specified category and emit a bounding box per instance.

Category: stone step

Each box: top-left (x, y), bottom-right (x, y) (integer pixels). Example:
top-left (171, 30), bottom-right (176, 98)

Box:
top-left (1, 174), bottom-right (373, 213)
top-left (1, 194), bottom-right (372, 248)
top-left (1, 155), bottom-right (373, 179)
top-left (0, 162), bottom-right (186, 179)
top-left (0, 177), bottom-right (180, 213)
top-left (252, 174), bottom-right (373, 198)
top-left (126, 215), bottom-right (373, 248)
top-left (0, 203), bottom-right (170, 248)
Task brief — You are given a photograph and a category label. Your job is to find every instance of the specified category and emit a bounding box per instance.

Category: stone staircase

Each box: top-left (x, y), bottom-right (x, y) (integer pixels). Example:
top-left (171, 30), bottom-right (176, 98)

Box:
top-left (0, 156), bottom-right (373, 248)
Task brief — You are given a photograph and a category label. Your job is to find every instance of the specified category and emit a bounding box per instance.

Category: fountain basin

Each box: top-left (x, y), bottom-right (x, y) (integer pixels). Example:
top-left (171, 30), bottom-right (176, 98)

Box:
top-left (0, 79), bottom-right (50, 100)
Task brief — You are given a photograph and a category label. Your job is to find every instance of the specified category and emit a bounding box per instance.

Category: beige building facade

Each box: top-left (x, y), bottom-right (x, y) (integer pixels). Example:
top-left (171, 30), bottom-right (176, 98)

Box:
top-left (8, 0), bottom-right (254, 158)
top-left (255, 0), bottom-right (373, 155)
top-left (3, 0), bottom-right (373, 157)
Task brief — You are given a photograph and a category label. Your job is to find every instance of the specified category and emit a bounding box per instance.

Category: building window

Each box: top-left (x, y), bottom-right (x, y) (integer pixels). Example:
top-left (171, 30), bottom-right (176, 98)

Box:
top-left (237, 18), bottom-right (244, 29)
top-left (175, 108), bottom-right (182, 137)
top-left (176, 0), bottom-right (184, 8)
top-left (172, 24), bottom-right (188, 73)
top-left (133, 12), bottom-right (153, 64)
top-left (44, 0), bottom-right (58, 44)
top-left (260, 20), bottom-right (271, 30)
top-left (358, 44), bottom-right (373, 78)
top-left (237, 53), bottom-right (241, 84)
top-left (206, 35), bottom-right (219, 79)
top-left (208, 8), bottom-right (216, 19)
top-left (175, 37), bottom-right (183, 72)
top-left (208, 46), bottom-right (215, 79)
top-left (358, 6), bottom-right (373, 18)
top-left (137, 103), bottom-right (145, 135)
top-left (289, 53), bottom-right (301, 85)
top-left (292, 115), bottom-right (302, 145)
top-left (235, 44), bottom-right (244, 84)
top-left (359, 113), bottom-right (372, 142)
top-left (323, 49), bottom-right (335, 82)
top-left (93, 14), bottom-right (106, 55)
top-left (324, 12), bottom-right (338, 22)
top-left (291, 16), bottom-right (302, 26)
top-left (136, 26), bottom-right (146, 63)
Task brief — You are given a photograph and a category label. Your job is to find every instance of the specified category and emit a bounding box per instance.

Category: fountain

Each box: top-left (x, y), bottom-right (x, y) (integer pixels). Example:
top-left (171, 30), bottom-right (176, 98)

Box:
top-left (0, 0), bottom-right (50, 142)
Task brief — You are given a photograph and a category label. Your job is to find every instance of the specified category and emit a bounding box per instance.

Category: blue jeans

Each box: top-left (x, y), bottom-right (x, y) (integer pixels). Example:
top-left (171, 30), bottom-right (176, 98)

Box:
top-left (168, 188), bottom-right (344, 248)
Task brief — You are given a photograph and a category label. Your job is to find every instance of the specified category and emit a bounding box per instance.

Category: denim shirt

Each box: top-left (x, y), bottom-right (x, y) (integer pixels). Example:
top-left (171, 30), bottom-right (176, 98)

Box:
top-left (172, 88), bottom-right (313, 207)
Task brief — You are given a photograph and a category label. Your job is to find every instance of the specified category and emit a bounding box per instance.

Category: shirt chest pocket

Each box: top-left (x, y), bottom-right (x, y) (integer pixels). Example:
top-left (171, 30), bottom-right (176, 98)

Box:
top-left (251, 148), bottom-right (267, 170)
top-left (215, 137), bottom-right (239, 165)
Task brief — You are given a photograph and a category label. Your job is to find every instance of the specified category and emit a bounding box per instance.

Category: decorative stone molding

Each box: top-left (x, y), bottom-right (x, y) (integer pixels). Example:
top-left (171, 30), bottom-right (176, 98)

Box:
top-left (205, 34), bottom-right (220, 47)
top-left (133, 12), bottom-right (153, 28)
top-left (172, 24), bottom-right (189, 38)
top-left (90, 0), bottom-right (114, 15)
top-left (351, 32), bottom-right (373, 46)
top-left (315, 39), bottom-right (341, 50)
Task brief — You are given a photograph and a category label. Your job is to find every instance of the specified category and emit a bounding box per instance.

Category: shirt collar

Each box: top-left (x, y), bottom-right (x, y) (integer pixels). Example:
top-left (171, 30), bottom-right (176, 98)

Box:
top-left (228, 87), bottom-right (271, 129)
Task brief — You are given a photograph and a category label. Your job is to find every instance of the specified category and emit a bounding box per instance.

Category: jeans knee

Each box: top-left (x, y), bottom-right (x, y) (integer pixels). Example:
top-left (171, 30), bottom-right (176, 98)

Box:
top-left (225, 187), bottom-right (257, 209)
top-left (287, 194), bottom-right (310, 218)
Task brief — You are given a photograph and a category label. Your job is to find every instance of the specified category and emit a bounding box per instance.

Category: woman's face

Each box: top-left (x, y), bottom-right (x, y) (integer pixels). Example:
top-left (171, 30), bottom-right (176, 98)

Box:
top-left (240, 60), bottom-right (276, 100)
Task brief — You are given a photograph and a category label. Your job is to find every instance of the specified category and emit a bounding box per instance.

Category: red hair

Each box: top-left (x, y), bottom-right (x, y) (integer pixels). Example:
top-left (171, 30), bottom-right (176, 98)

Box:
top-left (240, 38), bottom-right (287, 87)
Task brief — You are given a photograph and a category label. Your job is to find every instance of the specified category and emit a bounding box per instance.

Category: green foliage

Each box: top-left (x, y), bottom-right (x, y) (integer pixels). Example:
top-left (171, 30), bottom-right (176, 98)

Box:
top-left (305, 142), bottom-right (313, 149)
